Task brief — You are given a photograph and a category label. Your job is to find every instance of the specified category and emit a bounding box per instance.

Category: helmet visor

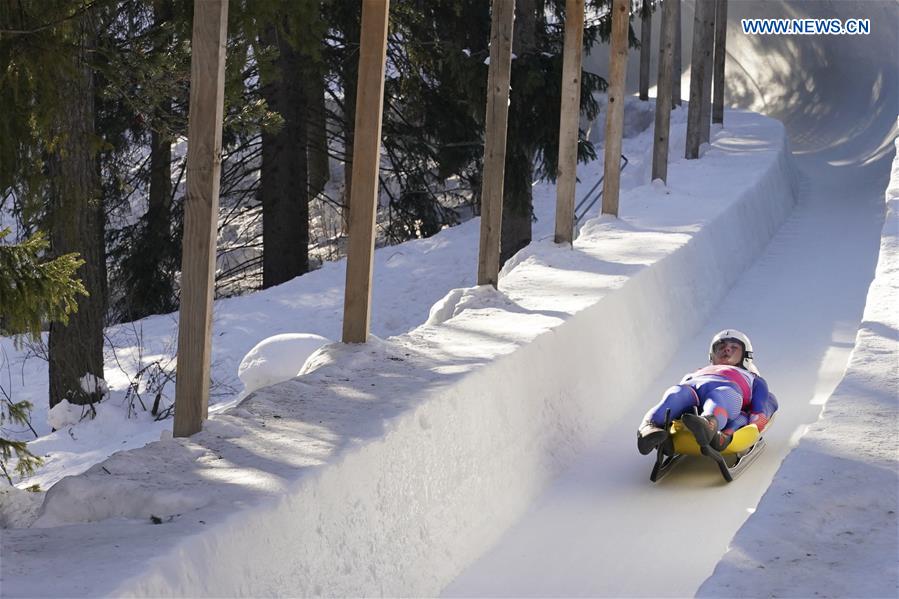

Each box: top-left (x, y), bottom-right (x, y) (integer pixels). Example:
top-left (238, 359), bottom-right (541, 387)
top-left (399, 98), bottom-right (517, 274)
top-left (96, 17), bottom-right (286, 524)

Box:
top-left (712, 338), bottom-right (745, 357)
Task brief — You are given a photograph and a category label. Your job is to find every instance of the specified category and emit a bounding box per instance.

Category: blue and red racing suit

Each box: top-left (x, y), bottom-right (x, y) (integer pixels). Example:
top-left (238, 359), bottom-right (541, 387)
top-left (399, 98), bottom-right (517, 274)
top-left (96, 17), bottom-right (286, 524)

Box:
top-left (645, 365), bottom-right (778, 435)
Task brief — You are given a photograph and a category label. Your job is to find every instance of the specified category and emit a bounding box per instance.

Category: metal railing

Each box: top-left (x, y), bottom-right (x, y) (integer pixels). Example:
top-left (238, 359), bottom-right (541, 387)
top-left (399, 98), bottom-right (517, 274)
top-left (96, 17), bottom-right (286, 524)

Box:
top-left (573, 154), bottom-right (629, 234)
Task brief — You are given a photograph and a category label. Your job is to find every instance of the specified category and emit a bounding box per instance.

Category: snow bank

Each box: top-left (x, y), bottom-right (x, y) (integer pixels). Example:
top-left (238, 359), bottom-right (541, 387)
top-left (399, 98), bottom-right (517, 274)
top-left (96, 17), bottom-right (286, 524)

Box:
top-left (237, 333), bottom-right (332, 396)
top-left (46, 400), bottom-right (87, 430)
top-left (0, 112), bottom-right (798, 597)
top-left (698, 124), bottom-right (899, 598)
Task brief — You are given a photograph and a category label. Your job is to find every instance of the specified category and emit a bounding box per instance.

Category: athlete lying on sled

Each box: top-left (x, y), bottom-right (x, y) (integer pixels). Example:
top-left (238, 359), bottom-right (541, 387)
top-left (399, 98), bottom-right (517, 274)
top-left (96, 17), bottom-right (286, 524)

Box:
top-left (636, 329), bottom-right (778, 481)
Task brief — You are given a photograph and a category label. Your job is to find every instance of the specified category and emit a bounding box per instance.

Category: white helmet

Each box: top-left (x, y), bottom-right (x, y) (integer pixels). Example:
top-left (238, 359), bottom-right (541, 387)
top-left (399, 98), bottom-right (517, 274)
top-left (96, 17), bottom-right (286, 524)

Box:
top-left (709, 329), bottom-right (759, 374)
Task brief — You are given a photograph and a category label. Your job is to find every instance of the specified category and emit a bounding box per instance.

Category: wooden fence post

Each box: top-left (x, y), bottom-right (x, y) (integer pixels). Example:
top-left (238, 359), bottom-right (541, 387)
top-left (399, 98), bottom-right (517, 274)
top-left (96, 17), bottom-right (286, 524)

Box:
top-left (477, 0), bottom-right (515, 287)
top-left (685, 0), bottom-right (714, 159)
top-left (639, 0), bottom-right (652, 101)
top-left (174, 0), bottom-right (228, 438)
top-left (712, 0), bottom-right (728, 124)
top-left (601, 0), bottom-right (629, 216)
top-left (554, 0), bottom-right (585, 245)
top-left (651, 0), bottom-right (676, 183)
top-left (342, 0), bottom-right (390, 343)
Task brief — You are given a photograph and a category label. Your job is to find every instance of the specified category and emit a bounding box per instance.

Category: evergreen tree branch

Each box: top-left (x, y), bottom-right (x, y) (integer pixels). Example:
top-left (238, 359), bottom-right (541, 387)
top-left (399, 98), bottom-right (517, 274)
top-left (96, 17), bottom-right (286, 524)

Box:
top-left (0, 0), bottom-right (106, 36)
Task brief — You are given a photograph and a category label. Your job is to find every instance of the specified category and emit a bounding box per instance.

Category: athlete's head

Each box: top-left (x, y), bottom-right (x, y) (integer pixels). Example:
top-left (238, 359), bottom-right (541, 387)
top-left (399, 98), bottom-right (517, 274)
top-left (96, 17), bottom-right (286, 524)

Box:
top-left (709, 329), bottom-right (759, 374)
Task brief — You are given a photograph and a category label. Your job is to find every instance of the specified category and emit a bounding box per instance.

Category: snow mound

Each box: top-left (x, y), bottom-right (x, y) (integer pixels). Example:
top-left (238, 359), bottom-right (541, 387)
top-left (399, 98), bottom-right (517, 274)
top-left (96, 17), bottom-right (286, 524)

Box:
top-left (297, 334), bottom-right (397, 377)
top-left (238, 333), bottom-right (332, 394)
top-left (33, 475), bottom-right (210, 528)
top-left (47, 400), bottom-right (87, 430)
top-left (32, 442), bottom-right (215, 528)
top-left (425, 286), bottom-right (517, 326)
top-left (79, 373), bottom-right (109, 398)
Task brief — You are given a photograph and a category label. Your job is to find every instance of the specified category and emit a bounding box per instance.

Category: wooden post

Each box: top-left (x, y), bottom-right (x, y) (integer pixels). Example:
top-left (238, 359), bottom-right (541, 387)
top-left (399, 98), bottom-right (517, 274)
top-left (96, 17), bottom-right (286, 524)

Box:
top-left (174, 0), bottom-right (228, 438)
top-left (700, 0), bottom-right (714, 144)
top-left (712, 0), bottom-right (728, 124)
top-left (341, 0), bottom-right (390, 343)
top-left (477, 0), bottom-right (515, 287)
top-left (601, 0), bottom-right (628, 216)
top-left (651, 0), bottom-right (676, 183)
top-left (554, 0), bottom-right (585, 245)
top-left (639, 0), bottom-right (652, 101)
top-left (673, 0), bottom-right (682, 107)
top-left (685, 0), bottom-right (714, 159)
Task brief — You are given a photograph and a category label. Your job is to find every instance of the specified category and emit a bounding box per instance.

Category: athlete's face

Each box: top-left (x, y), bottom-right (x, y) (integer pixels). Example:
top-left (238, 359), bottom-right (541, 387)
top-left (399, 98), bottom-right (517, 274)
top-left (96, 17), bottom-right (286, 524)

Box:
top-left (712, 340), bottom-right (744, 366)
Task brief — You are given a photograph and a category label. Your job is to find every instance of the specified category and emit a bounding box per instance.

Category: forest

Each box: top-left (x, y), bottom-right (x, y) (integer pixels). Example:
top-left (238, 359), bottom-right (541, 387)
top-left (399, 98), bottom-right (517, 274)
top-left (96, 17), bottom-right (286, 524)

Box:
top-left (0, 0), bottom-right (632, 480)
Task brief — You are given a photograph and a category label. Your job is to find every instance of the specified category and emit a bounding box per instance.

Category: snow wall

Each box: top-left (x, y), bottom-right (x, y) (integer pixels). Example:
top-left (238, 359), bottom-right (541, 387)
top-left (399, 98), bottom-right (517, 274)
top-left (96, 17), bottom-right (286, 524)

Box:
top-left (699, 123), bottom-right (899, 597)
top-left (0, 114), bottom-right (797, 596)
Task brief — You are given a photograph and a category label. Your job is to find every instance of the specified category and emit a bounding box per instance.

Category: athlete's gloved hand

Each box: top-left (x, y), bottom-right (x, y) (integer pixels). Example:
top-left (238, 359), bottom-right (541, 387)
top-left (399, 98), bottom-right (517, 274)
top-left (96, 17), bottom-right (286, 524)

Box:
top-left (749, 411), bottom-right (769, 432)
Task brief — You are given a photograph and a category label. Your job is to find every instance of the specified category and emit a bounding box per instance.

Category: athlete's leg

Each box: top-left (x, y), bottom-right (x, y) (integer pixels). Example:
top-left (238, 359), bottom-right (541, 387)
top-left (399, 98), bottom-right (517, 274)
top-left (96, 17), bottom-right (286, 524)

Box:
top-left (684, 383), bottom-right (745, 448)
top-left (699, 384), bottom-right (743, 429)
top-left (724, 412), bottom-right (749, 434)
top-left (637, 384), bottom-right (701, 455)
top-left (645, 385), bottom-right (700, 426)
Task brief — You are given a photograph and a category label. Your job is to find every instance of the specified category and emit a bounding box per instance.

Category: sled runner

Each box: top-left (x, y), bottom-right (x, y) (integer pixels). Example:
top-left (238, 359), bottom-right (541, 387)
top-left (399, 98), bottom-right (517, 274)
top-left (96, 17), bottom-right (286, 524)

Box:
top-left (649, 409), bottom-right (769, 483)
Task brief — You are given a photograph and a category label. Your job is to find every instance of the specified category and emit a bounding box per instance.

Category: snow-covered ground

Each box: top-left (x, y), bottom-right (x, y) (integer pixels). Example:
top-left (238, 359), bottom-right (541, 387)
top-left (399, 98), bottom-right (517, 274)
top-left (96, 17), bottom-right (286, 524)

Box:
top-left (1, 0), bottom-right (897, 596)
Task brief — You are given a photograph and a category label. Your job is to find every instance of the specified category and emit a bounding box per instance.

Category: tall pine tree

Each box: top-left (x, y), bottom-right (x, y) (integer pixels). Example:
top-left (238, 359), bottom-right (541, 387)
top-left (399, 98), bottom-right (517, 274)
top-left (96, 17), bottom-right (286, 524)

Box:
top-left (45, 5), bottom-right (106, 408)
top-left (110, 0), bottom-right (184, 321)
top-left (257, 15), bottom-right (312, 288)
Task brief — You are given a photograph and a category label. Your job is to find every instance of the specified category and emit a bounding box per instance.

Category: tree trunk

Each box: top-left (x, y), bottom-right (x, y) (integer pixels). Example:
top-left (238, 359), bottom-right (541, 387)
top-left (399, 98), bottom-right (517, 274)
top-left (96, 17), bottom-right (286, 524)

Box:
top-left (685, 0), bottom-right (714, 159)
top-left (639, 0), bottom-right (652, 101)
top-left (602, 0), bottom-right (629, 216)
top-left (146, 0), bottom-right (174, 295)
top-left (146, 121), bottom-right (173, 272)
top-left (48, 10), bottom-right (105, 408)
top-left (673, 0), bottom-right (682, 107)
top-left (700, 1), bottom-right (714, 144)
top-left (307, 69), bottom-right (330, 200)
top-left (342, 90), bottom-right (355, 236)
top-left (306, 16), bottom-right (330, 201)
top-left (500, 147), bottom-right (533, 265)
top-left (651, 0), bottom-right (676, 182)
top-left (341, 8), bottom-right (361, 236)
top-left (712, 0), bottom-right (728, 124)
top-left (259, 26), bottom-right (310, 289)
top-left (126, 0), bottom-right (176, 320)
top-left (500, 0), bottom-right (537, 267)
